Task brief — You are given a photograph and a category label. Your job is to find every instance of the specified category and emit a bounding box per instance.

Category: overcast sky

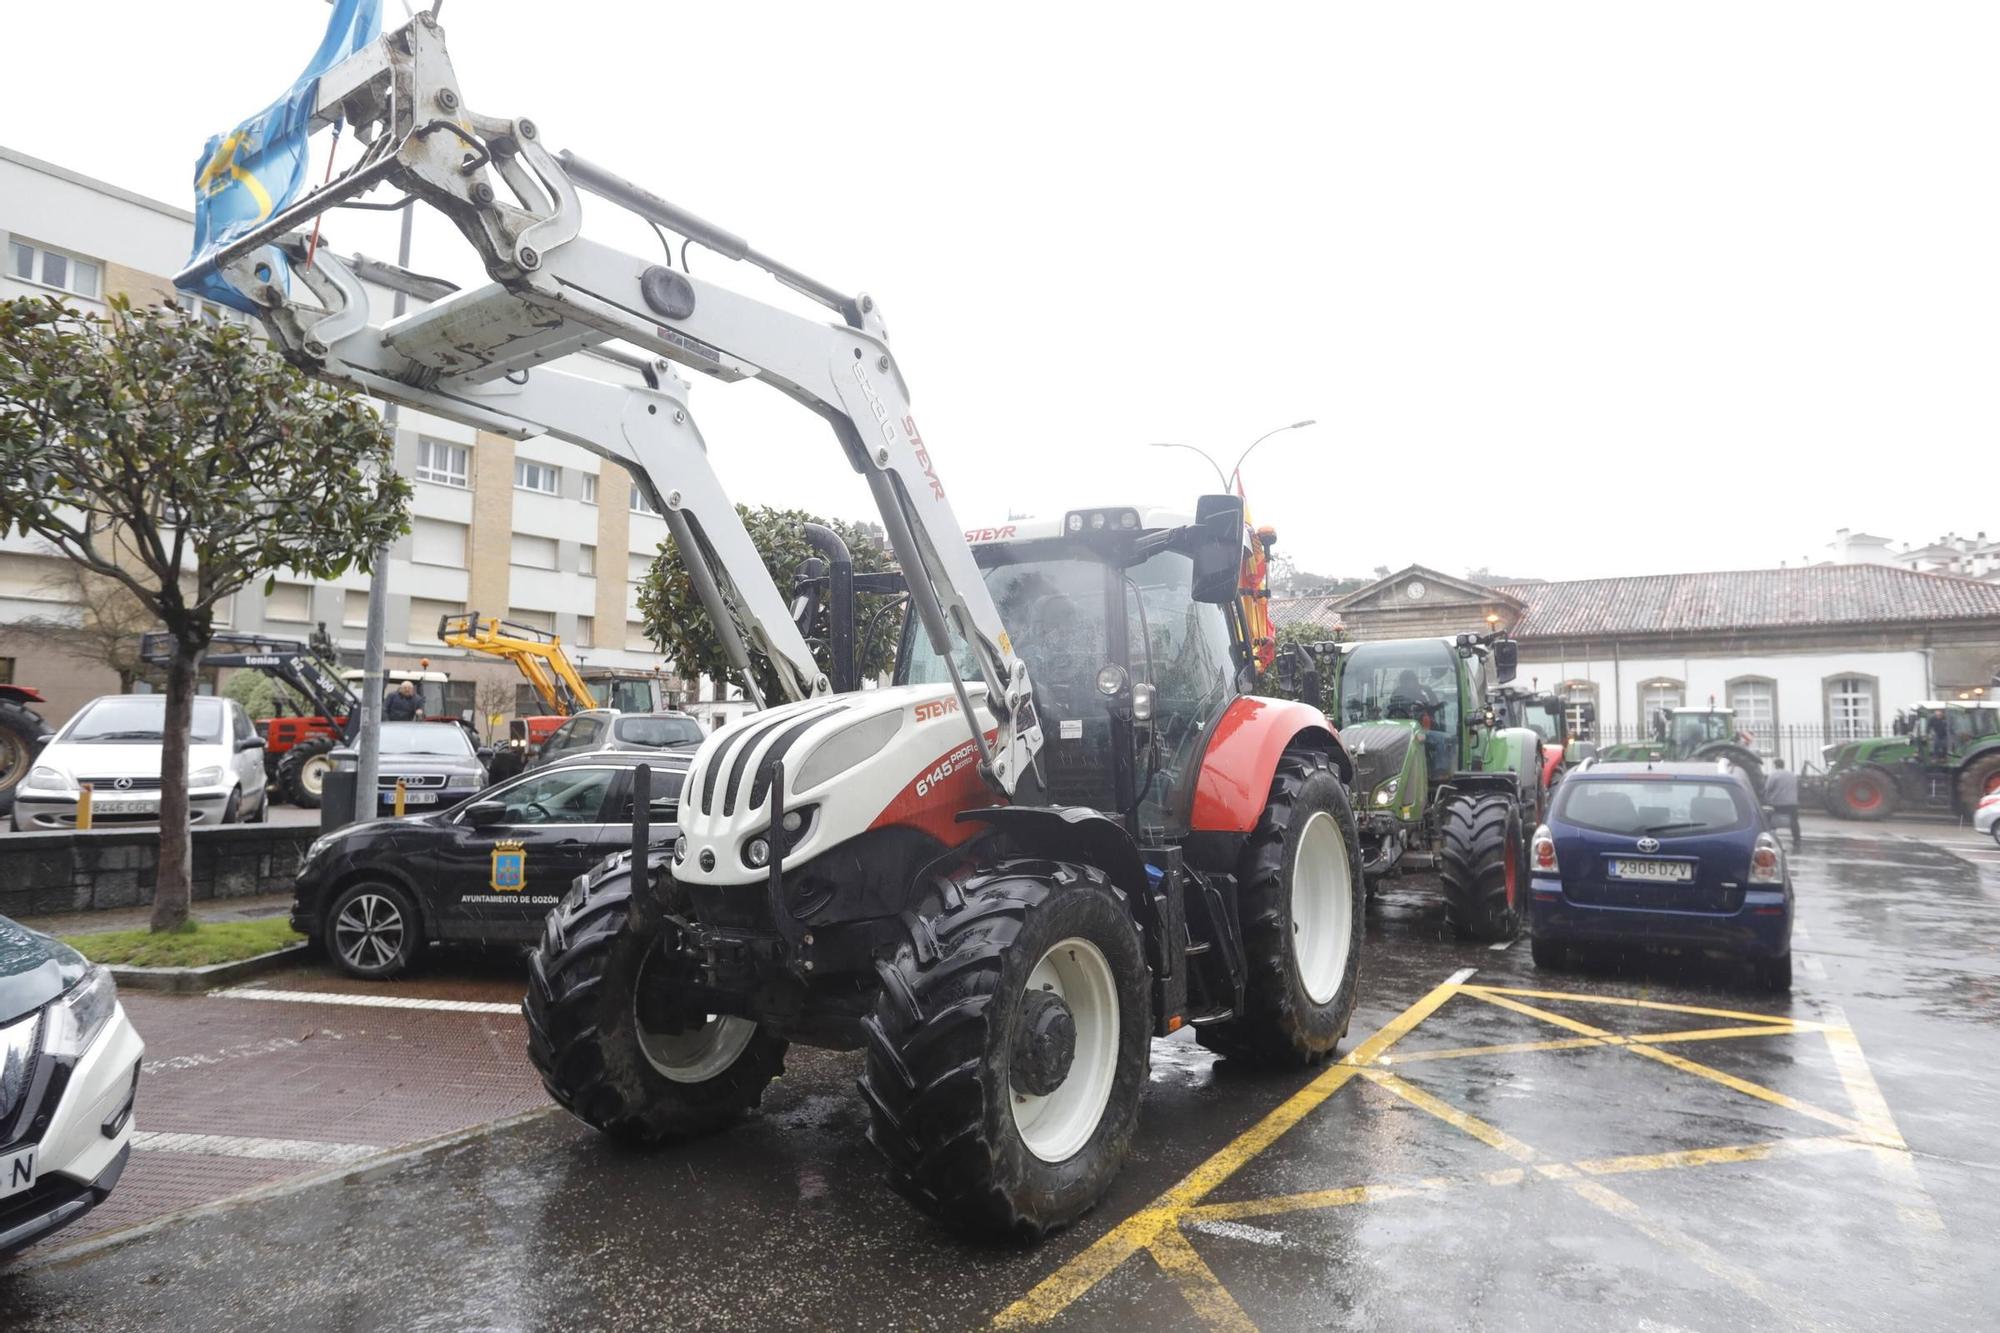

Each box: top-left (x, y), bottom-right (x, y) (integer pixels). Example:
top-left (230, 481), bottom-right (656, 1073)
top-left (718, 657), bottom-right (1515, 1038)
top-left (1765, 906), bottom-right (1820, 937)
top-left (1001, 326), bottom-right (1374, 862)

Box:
top-left (7, 3), bottom-right (1996, 581)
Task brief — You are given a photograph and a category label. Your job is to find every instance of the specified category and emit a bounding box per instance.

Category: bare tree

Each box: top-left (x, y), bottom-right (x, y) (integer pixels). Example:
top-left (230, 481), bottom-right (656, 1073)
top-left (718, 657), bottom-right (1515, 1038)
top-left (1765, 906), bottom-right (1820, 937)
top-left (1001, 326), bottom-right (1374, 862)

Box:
top-left (9, 562), bottom-right (162, 691)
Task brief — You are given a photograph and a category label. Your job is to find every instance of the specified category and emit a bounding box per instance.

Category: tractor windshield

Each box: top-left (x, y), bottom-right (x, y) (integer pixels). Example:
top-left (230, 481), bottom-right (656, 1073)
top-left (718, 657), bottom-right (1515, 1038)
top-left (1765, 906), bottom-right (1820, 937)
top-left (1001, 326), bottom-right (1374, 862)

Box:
top-left (903, 542), bottom-right (1235, 829)
top-left (1518, 699), bottom-right (1563, 743)
top-left (1337, 642), bottom-right (1459, 732)
top-left (1671, 711), bottom-right (1733, 749)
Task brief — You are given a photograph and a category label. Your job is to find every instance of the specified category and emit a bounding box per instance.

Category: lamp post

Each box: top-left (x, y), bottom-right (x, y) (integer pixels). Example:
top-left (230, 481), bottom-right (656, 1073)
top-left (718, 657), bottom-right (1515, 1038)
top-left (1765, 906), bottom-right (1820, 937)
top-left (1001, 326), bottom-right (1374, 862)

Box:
top-left (1147, 419), bottom-right (1316, 493)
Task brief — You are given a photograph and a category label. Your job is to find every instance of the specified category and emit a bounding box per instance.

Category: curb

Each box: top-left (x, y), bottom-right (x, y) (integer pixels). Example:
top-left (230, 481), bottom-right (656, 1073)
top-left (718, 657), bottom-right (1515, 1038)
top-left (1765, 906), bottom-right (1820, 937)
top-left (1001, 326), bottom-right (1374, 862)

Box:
top-left (107, 942), bottom-right (311, 994)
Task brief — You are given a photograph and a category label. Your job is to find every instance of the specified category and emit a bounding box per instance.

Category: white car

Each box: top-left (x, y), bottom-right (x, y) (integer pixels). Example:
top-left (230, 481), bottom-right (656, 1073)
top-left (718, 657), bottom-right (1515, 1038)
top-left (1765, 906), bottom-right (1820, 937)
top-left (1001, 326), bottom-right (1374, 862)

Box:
top-left (1976, 790), bottom-right (2000, 846)
top-left (11, 694), bottom-right (270, 832)
top-left (0, 915), bottom-right (144, 1257)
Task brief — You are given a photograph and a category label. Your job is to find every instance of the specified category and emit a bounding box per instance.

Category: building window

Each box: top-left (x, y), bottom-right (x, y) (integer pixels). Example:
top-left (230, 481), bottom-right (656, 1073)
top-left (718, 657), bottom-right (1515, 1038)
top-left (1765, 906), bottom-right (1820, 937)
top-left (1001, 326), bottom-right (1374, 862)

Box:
top-left (626, 620), bottom-right (654, 652)
top-left (10, 240), bottom-right (100, 299)
top-left (0, 656), bottom-right (14, 685)
top-left (1561, 680), bottom-right (1599, 740)
top-left (408, 598), bottom-right (461, 646)
top-left (265, 581), bottom-right (312, 623)
top-left (1638, 678), bottom-right (1684, 736)
top-left (630, 487), bottom-right (662, 517)
top-left (509, 608), bottom-right (555, 634)
top-left (578, 544), bottom-right (596, 576)
top-left (414, 438), bottom-right (471, 488)
top-left (212, 594), bottom-right (234, 629)
top-left (343, 589), bottom-right (369, 629)
top-left (575, 615), bottom-right (594, 648)
top-left (581, 474), bottom-right (598, 505)
top-left (515, 459), bottom-right (561, 495)
top-left (1727, 677), bottom-right (1779, 757)
top-left (1825, 674), bottom-right (1878, 740)
top-left (411, 517), bottom-right (468, 568)
top-left (510, 533), bottom-right (558, 570)
top-left (628, 552), bottom-right (653, 584)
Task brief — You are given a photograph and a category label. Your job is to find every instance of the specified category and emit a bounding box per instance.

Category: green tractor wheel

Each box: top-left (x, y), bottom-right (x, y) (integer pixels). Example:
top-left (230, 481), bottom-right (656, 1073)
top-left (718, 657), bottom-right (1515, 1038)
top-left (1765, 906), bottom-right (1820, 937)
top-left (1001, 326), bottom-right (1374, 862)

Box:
top-left (1827, 765), bottom-right (1898, 821)
top-left (1957, 754), bottom-right (2000, 816)
top-left (1436, 790), bottom-right (1526, 942)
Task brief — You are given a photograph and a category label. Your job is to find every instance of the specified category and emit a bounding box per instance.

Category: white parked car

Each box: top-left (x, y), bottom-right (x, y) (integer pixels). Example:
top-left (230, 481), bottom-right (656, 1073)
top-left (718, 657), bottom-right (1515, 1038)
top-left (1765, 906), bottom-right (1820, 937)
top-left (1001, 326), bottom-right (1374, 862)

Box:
top-left (10, 695), bottom-right (270, 832)
top-left (1976, 790), bottom-right (2000, 846)
top-left (0, 914), bottom-right (144, 1258)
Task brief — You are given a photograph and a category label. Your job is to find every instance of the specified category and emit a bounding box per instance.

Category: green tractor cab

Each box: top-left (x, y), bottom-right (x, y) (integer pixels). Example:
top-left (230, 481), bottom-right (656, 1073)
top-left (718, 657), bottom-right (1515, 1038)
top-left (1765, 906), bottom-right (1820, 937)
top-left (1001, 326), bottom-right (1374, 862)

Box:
top-left (1598, 706), bottom-right (1766, 798)
top-left (1284, 632), bottom-right (1543, 941)
top-left (1821, 701), bottom-right (2000, 820)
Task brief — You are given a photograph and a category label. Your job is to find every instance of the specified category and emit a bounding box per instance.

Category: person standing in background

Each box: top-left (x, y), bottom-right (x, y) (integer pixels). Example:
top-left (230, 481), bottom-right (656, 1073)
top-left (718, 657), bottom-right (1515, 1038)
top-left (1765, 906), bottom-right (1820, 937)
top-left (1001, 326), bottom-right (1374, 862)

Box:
top-left (1765, 758), bottom-right (1801, 852)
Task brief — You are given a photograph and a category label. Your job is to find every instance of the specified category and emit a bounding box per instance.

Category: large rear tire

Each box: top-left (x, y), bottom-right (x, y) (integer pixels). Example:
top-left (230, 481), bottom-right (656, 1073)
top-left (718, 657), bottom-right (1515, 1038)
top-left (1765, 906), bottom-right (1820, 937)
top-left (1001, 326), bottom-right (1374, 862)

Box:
top-left (1828, 765), bottom-right (1898, 821)
top-left (1197, 751), bottom-right (1364, 1066)
top-left (1437, 791), bottom-right (1526, 942)
top-left (525, 869), bottom-right (786, 1143)
top-left (859, 860), bottom-right (1149, 1240)
top-left (1955, 754), bottom-right (2000, 817)
top-left (278, 734), bottom-right (339, 809)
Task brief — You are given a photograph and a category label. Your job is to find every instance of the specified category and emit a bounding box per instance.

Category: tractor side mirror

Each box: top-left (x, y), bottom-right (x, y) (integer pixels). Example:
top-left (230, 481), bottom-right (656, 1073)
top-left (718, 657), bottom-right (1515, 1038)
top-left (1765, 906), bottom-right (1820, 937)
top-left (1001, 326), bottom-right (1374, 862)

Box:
top-left (1492, 638), bottom-right (1519, 684)
top-left (1189, 494), bottom-right (1246, 605)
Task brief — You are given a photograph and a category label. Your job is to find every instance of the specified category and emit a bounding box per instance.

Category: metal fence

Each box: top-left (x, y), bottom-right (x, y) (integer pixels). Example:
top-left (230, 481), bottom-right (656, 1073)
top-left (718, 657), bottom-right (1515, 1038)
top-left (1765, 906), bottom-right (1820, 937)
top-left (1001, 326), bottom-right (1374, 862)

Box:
top-left (1576, 723), bottom-right (1863, 774)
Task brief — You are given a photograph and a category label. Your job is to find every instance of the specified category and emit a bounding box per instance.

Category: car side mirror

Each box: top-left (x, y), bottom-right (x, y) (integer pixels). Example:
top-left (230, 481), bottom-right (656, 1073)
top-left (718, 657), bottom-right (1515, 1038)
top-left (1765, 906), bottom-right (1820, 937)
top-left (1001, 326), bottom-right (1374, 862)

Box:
top-left (475, 746), bottom-right (495, 764)
top-left (465, 801), bottom-right (507, 828)
top-left (237, 735), bottom-right (266, 751)
top-left (1189, 494), bottom-right (1246, 605)
top-left (1492, 638), bottom-right (1519, 684)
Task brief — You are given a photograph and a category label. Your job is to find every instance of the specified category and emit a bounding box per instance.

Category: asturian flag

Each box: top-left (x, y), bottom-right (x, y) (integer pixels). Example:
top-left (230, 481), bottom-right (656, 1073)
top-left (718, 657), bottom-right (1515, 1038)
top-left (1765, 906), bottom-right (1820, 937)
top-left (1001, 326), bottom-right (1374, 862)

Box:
top-left (182, 0), bottom-right (383, 313)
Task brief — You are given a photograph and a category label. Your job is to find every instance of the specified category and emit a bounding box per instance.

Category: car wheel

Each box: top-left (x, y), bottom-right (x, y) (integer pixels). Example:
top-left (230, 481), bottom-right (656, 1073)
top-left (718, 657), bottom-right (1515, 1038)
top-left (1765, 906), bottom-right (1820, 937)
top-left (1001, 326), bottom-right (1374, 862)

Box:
top-left (1530, 934), bottom-right (1567, 971)
top-left (1754, 952), bottom-right (1793, 993)
top-left (252, 788), bottom-right (270, 823)
top-left (326, 881), bottom-right (421, 979)
top-left (221, 790), bottom-right (241, 824)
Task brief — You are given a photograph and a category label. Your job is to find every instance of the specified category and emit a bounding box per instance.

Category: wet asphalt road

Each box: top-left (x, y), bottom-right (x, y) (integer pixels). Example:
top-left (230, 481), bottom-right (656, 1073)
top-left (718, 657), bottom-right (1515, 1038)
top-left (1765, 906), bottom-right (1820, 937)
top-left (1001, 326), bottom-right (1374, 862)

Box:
top-left (5, 818), bottom-right (1999, 1331)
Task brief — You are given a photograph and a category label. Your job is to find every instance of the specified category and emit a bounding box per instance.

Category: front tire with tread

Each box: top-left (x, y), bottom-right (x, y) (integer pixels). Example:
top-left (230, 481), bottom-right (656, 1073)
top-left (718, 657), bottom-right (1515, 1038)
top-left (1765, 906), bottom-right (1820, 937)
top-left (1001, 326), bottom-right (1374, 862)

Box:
top-left (279, 734), bottom-right (339, 809)
top-left (859, 860), bottom-right (1150, 1240)
top-left (525, 869), bottom-right (787, 1144)
top-left (1437, 791), bottom-right (1526, 942)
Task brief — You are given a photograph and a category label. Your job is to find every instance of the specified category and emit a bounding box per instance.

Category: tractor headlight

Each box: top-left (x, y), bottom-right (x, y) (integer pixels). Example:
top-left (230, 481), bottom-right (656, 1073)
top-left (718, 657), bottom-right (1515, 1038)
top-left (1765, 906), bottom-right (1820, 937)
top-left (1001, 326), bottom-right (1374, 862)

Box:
top-left (794, 711), bottom-right (903, 793)
top-left (1095, 664), bottom-right (1129, 697)
top-left (45, 966), bottom-right (119, 1060)
top-left (744, 837), bottom-right (771, 870)
top-left (674, 835), bottom-right (688, 863)
top-left (1373, 777), bottom-right (1399, 807)
top-left (25, 766), bottom-right (74, 793)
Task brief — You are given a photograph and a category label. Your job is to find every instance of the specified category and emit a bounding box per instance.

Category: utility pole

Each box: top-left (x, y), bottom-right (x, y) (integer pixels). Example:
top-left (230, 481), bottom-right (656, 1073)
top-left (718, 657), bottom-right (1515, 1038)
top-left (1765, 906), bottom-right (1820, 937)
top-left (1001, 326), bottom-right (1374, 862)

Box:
top-left (352, 201), bottom-right (415, 819)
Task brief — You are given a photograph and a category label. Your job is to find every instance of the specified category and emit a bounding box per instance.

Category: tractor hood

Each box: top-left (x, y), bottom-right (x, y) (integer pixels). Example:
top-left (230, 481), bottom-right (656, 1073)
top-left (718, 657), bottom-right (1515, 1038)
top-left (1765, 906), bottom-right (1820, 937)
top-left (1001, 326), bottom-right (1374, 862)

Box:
top-left (674, 683), bottom-right (1000, 889)
top-left (1343, 722), bottom-right (1417, 797)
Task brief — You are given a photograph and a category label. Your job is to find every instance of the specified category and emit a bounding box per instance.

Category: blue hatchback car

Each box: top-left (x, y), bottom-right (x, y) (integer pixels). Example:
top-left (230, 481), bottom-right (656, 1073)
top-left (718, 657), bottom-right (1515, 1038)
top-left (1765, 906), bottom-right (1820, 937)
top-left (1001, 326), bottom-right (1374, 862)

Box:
top-left (1529, 761), bottom-right (1792, 990)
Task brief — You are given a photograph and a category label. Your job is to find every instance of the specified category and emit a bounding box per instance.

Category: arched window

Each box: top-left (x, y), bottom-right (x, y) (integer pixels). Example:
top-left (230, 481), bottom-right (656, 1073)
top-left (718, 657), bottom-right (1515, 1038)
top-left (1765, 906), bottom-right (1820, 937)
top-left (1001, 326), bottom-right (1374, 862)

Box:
top-left (1726, 676), bottom-right (1779, 757)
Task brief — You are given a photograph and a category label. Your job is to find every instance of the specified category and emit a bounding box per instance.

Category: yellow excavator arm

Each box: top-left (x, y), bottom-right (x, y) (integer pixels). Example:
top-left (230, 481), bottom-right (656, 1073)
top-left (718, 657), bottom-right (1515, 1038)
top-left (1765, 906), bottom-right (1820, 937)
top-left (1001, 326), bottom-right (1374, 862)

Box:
top-left (438, 613), bottom-right (598, 716)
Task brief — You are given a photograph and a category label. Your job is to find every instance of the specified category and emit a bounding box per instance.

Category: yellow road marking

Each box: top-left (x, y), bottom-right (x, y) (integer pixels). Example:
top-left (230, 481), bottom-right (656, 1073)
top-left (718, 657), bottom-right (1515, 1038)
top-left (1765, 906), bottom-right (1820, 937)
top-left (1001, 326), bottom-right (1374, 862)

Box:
top-left (1473, 985), bottom-right (1824, 1029)
top-left (992, 978), bottom-right (1463, 1328)
top-left (1378, 1023), bottom-right (1804, 1066)
top-left (1462, 987), bottom-right (1864, 1136)
top-left (994, 979), bottom-right (1923, 1329)
top-left (1147, 1225), bottom-right (1257, 1331)
top-left (1820, 1009), bottom-right (1948, 1235)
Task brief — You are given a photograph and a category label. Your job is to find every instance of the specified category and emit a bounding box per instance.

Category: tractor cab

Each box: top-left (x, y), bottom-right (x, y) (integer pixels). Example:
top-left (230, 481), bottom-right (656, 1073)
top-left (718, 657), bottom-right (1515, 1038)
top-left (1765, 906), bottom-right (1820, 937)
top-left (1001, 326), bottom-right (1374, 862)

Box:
top-left (339, 667), bottom-right (476, 727)
top-left (900, 502), bottom-right (1247, 839)
top-left (1664, 707), bottom-right (1739, 751)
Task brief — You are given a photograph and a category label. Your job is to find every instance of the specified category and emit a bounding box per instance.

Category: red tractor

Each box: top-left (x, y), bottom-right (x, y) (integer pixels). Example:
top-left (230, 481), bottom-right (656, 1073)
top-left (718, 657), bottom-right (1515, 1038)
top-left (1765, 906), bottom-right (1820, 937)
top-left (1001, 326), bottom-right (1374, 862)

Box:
top-left (0, 684), bottom-right (56, 817)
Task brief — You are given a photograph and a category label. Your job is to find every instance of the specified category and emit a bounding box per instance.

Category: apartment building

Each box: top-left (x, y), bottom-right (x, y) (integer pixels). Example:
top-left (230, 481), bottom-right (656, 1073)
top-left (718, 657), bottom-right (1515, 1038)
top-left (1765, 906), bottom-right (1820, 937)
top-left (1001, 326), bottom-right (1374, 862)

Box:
top-left (0, 144), bottom-right (700, 726)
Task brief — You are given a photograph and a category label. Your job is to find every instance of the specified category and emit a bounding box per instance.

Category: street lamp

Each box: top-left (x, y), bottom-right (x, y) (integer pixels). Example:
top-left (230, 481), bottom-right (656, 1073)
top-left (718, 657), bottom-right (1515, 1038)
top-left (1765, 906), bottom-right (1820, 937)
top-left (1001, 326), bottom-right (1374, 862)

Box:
top-left (1147, 419), bottom-right (1316, 493)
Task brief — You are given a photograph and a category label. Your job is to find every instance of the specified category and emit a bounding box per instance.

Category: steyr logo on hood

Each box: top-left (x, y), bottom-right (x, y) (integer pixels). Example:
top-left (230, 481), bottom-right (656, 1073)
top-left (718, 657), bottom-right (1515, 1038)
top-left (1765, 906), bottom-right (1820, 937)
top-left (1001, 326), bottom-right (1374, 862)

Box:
top-left (915, 698), bottom-right (960, 722)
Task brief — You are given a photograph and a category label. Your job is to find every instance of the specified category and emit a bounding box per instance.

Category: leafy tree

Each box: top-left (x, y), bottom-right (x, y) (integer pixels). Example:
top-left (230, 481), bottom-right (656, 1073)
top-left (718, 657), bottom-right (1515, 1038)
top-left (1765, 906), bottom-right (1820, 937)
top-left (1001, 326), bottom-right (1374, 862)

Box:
top-left (0, 296), bottom-right (410, 931)
top-left (221, 668), bottom-right (301, 721)
top-left (636, 506), bottom-right (900, 704)
top-left (1264, 621), bottom-right (1343, 704)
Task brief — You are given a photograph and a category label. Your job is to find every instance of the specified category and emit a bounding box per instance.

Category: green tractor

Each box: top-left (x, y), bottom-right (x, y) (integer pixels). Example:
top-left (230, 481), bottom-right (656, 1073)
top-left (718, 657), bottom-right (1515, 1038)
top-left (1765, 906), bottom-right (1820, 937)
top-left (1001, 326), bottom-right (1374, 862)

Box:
top-left (1820, 701), bottom-right (2000, 820)
top-left (1284, 633), bottom-right (1543, 941)
top-left (1597, 706), bottom-right (1766, 798)
top-left (1491, 685), bottom-right (1597, 793)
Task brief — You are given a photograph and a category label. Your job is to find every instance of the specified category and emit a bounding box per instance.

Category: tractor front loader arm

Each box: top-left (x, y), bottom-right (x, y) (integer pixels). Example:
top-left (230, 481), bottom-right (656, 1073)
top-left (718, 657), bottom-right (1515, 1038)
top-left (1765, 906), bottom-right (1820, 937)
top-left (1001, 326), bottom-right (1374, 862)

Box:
top-left (176, 10), bottom-right (1041, 789)
top-left (438, 613), bottom-right (596, 715)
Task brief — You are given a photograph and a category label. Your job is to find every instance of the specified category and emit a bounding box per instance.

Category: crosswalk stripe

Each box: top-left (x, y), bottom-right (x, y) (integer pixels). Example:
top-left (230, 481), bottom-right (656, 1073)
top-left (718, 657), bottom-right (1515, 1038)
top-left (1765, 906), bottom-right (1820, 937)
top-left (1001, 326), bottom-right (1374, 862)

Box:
top-left (209, 986), bottom-right (519, 1015)
top-left (131, 1130), bottom-right (381, 1166)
